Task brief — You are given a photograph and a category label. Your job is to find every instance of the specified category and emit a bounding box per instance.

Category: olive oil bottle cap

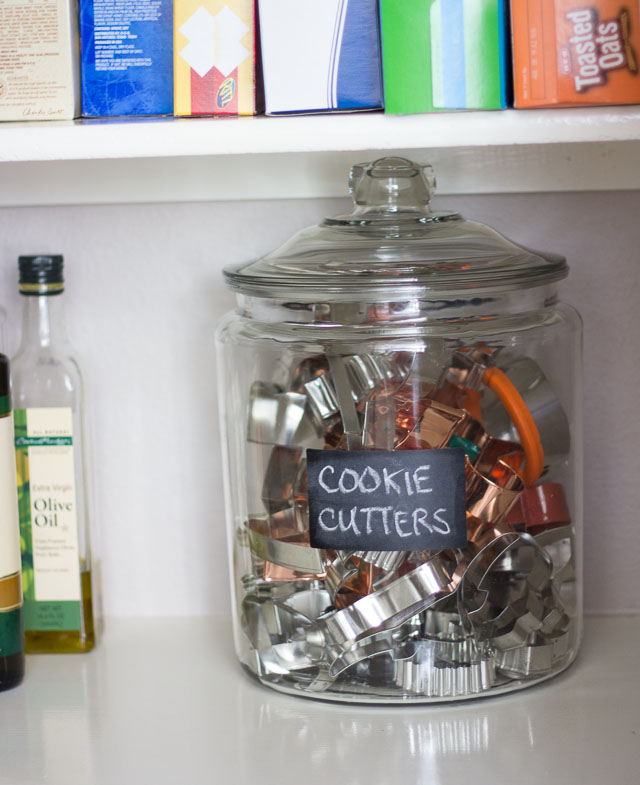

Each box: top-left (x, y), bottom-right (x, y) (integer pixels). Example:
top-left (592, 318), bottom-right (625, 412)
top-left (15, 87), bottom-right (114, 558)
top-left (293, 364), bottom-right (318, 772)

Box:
top-left (18, 255), bottom-right (64, 296)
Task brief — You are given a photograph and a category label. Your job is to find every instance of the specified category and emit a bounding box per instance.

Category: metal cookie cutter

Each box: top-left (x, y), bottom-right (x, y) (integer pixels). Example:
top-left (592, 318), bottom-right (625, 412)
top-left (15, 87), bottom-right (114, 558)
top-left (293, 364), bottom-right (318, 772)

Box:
top-left (362, 395), bottom-right (398, 450)
top-left (247, 516), bottom-right (325, 577)
top-left (393, 638), bottom-right (496, 697)
top-left (304, 353), bottom-right (405, 424)
top-left (304, 374), bottom-right (340, 422)
top-left (242, 589), bottom-right (332, 675)
top-left (324, 551), bottom-right (405, 608)
top-left (492, 523), bottom-right (575, 587)
top-left (261, 445), bottom-right (303, 514)
top-left (324, 551), bottom-right (359, 602)
top-left (327, 627), bottom-right (416, 678)
top-left (495, 629), bottom-right (572, 678)
top-left (447, 346), bottom-right (502, 390)
top-left (307, 553), bottom-right (459, 670)
top-left (457, 529), bottom-right (524, 624)
top-left (534, 525), bottom-right (575, 587)
top-left (460, 526), bottom-right (569, 666)
top-left (354, 550), bottom-right (406, 577)
top-left (327, 355), bottom-right (364, 449)
top-left (247, 382), bottom-right (320, 447)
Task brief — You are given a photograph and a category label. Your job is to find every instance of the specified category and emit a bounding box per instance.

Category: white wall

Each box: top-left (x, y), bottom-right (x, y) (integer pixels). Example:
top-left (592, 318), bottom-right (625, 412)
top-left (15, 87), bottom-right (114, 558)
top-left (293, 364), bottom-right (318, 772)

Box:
top-left (0, 191), bottom-right (638, 617)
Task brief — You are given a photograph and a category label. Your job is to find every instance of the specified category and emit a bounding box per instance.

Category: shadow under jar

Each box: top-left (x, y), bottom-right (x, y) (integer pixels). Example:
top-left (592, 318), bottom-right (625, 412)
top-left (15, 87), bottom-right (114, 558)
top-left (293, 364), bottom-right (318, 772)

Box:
top-left (215, 156), bottom-right (582, 703)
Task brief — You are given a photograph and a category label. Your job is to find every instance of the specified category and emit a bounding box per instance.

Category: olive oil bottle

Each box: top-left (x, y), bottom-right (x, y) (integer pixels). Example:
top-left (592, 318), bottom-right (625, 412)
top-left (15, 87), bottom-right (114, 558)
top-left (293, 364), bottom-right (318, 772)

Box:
top-left (0, 353), bottom-right (24, 689)
top-left (12, 255), bottom-right (96, 653)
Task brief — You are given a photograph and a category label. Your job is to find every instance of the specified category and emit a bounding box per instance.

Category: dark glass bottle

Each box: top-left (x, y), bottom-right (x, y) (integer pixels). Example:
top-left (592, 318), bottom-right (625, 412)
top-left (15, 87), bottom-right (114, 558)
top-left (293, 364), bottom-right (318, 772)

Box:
top-left (0, 354), bottom-right (25, 691)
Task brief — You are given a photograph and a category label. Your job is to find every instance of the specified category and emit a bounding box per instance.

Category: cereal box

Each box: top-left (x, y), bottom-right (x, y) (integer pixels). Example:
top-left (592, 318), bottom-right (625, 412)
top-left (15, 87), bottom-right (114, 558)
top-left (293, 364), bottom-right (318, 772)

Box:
top-left (258, 0), bottom-right (382, 114)
top-left (80, 0), bottom-right (173, 117)
top-left (511, 0), bottom-right (640, 106)
top-left (174, 0), bottom-right (258, 116)
top-left (380, 0), bottom-right (509, 114)
top-left (0, 0), bottom-right (80, 122)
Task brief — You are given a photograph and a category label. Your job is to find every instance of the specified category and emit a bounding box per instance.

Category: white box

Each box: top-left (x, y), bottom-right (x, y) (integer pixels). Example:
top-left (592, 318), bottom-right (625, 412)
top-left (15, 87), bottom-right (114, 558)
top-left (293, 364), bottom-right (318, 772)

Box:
top-left (258, 0), bottom-right (382, 114)
top-left (0, 0), bottom-right (80, 122)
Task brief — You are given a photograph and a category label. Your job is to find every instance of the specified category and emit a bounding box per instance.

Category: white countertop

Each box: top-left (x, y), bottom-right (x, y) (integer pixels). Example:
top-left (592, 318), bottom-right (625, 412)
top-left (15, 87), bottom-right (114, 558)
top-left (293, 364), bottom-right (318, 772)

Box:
top-left (1, 615), bottom-right (638, 785)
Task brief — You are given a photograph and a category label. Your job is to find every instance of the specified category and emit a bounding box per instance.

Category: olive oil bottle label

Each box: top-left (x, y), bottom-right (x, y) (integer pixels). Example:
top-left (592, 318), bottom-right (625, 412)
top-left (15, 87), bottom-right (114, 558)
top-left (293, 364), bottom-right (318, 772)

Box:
top-left (0, 405), bottom-right (23, 656)
top-left (15, 408), bottom-right (82, 631)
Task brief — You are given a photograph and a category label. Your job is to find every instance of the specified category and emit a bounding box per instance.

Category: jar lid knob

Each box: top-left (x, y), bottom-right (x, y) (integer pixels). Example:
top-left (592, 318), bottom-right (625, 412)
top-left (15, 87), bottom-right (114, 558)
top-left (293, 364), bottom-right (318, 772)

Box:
top-left (349, 156), bottom-right (435, 216)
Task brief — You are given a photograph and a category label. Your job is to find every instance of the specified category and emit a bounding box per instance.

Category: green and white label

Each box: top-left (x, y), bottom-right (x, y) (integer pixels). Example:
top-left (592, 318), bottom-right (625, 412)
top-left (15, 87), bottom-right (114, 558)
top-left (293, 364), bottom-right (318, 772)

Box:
top-left (15, 407), bottom-right (82, 631)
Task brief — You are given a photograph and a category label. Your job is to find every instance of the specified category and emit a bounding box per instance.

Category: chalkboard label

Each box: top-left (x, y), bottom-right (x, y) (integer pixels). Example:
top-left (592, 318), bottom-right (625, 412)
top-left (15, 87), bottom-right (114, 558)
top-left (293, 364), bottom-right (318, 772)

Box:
top-left (307, 448), bottom-right (468, 551)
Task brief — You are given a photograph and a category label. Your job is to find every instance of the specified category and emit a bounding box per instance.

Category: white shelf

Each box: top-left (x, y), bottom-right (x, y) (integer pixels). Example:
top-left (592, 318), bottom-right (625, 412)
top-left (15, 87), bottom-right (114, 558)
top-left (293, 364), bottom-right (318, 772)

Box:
top-left (4, 107), bottom-right (640, 161)
top-left (0, 615), bottom-right (638, 785)
top-left (1, 107), bottom-right (640, 206)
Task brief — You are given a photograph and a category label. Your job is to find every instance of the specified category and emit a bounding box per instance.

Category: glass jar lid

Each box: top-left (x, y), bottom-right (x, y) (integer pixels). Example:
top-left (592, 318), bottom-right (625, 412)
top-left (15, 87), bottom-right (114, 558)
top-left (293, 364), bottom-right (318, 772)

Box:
top-left (224, 156), bottom-right (568, 300)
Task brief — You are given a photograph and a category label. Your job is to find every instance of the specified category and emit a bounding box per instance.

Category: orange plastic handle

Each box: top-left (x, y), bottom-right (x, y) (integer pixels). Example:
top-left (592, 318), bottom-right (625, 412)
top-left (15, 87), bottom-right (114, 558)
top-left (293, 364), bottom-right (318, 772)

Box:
top-left (482, 366), bottom-right (544, 486)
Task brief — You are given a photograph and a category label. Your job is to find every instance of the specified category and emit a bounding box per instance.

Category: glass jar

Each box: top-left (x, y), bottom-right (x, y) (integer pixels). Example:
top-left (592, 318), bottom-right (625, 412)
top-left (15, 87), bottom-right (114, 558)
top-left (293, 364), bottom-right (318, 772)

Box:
top-left (216, 157), bottom-right (582, 703)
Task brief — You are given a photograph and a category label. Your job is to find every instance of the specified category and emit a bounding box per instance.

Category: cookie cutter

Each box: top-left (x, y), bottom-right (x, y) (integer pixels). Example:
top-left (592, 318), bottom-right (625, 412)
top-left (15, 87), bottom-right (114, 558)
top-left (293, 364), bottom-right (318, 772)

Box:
top-left (447, 346), bottom-right (502, 391)
top-left (327, 627), bottom-right (415, 678)
top-left (396, 397), bottom-right (466, 449)
top-left (362, 395), bottom-right (398, 449)
top-left (495, 629), bottom-right (571, 678)
top-left (304, 353), bottom-right (405, 424)
top-left (422, 610), bottom-right (464, 637)
top-left (465, 458), bottom-right (524, 525)
top-left (393, 637), bottom-right (496, 697)
top-left (441, 349), bottom-right (545, 486)
top-left (534, 525), bottom-right (575, 586)
top-left (352, 550), bottom-right (406, 573)
top-left (247, 516), bottom-right (325, 576)
top-left (261, 445), bottom-right (303, 514)
top-left (504, 483), bottom-right (570, 533)
top-left (460, 523), bottom-right (570, 664)
top-left (328, 355), bottom-right (364, 450)
top-left (481, 357), bottom-right (570, 462)
top-left (304, 374), bottom-right (340, 422)
top-left (475, 438), bottom-right (524, 478)
top-left (324, 551), bottom-right (359, 601)
top-left (247, 382), bottom-right (319, 446)
top-left (306, 553), bottom-right (459, 669)
top-left (242, 589), bottom-right (332, 675)
top-left (493, 523), bottom-right (575, 587)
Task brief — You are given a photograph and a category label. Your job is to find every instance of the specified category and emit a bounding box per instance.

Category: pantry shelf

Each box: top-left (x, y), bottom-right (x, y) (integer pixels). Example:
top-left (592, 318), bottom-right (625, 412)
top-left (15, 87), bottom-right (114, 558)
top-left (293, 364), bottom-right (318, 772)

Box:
top-left (0, 615), bottom-right (638, 785)
top-left (1, 107), bottom-right (640, 206)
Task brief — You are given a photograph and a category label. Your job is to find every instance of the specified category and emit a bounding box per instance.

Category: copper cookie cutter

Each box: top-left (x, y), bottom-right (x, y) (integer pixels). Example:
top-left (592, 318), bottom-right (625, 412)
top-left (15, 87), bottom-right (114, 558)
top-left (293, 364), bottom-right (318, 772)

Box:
top-left (465, 458), bottom-right (525, 526)
top-left (481, 357), bottom-right (571, 464)
top-left (446, 350), bottom-right (545, 486)
top-left (247, 514), bottom-right (325, 579)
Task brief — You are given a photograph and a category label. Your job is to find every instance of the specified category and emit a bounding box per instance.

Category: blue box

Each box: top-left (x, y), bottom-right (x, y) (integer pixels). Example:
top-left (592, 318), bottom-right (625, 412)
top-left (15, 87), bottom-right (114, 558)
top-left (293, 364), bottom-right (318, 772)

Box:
top-left (80, 0), bottom-right (173, 116)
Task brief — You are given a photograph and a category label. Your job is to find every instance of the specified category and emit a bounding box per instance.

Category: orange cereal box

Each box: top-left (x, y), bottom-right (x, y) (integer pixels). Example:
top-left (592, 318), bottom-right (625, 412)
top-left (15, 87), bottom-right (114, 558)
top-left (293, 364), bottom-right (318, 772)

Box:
top-left (511, 0), bottom-right (640, 106)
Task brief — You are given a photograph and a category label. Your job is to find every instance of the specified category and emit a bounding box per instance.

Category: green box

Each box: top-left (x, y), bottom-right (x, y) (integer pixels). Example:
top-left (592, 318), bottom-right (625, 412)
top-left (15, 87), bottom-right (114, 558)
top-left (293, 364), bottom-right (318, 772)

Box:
top-left (379, 0), bottom-right (509, 113)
